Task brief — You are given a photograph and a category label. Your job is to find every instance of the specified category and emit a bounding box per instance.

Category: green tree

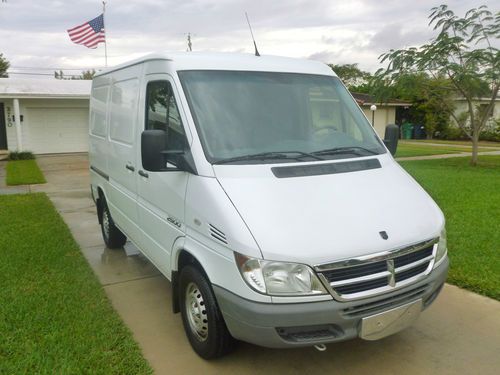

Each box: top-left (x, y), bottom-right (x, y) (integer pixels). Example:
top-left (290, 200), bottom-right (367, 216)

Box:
top-left (374, 4), bottom-right (499, 165)
top-left (54, 69), bottom-right (96, 80)
top-left (54, 70), bottom-right (64, 79)
top-left (80, 69), bottom-right (96, 80)
top-left (372, 72), bottom-right (454, 138)
top-left (328, 63), bottom-right (372, 93)
top-left (0, 53), bottom-right (10, 78)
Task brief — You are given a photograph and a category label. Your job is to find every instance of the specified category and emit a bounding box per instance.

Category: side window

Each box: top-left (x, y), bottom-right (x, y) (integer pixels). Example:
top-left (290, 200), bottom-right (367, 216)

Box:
top-left (309, 86), bottom-right (342, 132)
top-left (90, 85), bottom-right (109, 137)
top-left (110, 79), bottom-right (138, 144)
top-left (145, 80), bottom-right (186, 150)
top-left (308, 86), bottom-right (364, 142)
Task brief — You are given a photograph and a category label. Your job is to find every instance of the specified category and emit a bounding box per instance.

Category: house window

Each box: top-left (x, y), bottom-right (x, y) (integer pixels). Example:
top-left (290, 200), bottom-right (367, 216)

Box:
top-left (479, 103), bottom-right (494, 118)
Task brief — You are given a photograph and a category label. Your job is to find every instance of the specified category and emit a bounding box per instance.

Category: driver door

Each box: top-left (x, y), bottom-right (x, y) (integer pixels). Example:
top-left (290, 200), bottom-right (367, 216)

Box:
top-left (136, 75), bottom-right (189, 275)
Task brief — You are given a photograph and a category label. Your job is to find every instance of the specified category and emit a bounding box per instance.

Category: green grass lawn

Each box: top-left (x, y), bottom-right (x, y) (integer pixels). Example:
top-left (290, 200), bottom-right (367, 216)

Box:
top-left (408, 139), bottom-right (500, 147)
top-left (6, 160), bottom-right (46, 185)
top-left (395, 143), bottom-right (460, 158)
top-left (395, 142), bottom-right (499, 158)
top-left (400, 156), bottom-right (500, 300)
top-left (0, 194), bottom-right (152, 374)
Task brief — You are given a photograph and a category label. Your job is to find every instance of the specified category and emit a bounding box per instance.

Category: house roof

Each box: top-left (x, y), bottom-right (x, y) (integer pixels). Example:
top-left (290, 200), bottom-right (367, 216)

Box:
top-left (351, 92), bottom-right (411, 107)
top-left (0, 78), bottom-right (91, 99)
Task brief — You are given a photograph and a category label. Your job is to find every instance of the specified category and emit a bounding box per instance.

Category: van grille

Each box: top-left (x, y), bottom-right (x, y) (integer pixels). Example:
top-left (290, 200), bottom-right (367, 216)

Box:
top-left (315, 239), bottom-right (437, 301)
top-left (341, 284), bottom-right (429, 318)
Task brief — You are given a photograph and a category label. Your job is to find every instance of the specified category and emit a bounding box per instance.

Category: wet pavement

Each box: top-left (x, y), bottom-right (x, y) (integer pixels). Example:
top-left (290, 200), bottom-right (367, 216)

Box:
top-left (9, 154), bottom-right (500, 374)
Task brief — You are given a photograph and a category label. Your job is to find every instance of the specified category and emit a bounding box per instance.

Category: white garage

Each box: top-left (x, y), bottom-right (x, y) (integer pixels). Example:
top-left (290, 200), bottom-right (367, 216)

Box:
top-left (0, 78), bottom-right (91, 154)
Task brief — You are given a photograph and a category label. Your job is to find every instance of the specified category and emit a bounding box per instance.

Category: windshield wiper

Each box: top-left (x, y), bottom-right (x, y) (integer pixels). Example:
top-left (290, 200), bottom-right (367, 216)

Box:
top-left (213, 151), bottom-right (323, 165)
top-left (312, 146), bottom-right (379, 157)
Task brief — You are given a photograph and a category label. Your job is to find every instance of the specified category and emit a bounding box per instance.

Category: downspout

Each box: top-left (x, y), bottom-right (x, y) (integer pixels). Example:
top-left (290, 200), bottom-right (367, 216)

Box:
top-left (13, 98), bottom-right (22, 151)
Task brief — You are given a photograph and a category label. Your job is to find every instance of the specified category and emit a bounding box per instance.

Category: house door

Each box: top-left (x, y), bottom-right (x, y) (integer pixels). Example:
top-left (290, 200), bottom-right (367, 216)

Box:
top-left (0, 103), bottom-right (7, 149)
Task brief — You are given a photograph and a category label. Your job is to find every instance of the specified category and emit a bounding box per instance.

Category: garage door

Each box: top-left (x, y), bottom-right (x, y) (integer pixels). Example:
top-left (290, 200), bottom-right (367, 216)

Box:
top-left (23, 107), bottom-right (89, 153)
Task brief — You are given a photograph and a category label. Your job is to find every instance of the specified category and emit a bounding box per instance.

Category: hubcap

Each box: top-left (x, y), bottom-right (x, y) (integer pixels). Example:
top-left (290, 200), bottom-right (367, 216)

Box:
top-left (102, 209), bottom-right (110, 239)
top-left (185, 282), bottom-right (208, 341)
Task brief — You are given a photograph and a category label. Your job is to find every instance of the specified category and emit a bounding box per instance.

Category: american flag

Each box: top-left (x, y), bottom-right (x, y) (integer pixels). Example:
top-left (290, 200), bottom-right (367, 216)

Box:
top-left (67, 14), bottom-right (105, 49)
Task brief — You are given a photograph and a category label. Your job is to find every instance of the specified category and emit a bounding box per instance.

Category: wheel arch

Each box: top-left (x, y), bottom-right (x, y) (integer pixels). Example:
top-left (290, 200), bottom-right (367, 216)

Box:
top-left (171, 245), bottom-right (209, 314)
top-left (94, 184), bottom-right (107, 224)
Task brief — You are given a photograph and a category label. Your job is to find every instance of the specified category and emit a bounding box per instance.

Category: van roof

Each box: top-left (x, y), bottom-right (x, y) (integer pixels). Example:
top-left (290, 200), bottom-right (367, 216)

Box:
top-left (94, 52), bottom-right (335, 77)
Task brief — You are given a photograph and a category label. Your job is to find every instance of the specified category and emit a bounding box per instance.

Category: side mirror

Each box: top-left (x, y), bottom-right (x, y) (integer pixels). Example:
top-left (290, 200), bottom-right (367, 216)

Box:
top-left (383, 124), bottom-right (399, 156)
top-left (141, 129), bottom-right (197, 174)
top-left (142, 129), bottom-right (168, 171)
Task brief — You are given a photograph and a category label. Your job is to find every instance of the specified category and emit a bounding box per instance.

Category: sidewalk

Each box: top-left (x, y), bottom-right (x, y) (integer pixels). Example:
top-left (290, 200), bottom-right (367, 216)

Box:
top-left (400, 141), bottom-right (500, 149)
top-left (396, 149), bottom-right (500, 161)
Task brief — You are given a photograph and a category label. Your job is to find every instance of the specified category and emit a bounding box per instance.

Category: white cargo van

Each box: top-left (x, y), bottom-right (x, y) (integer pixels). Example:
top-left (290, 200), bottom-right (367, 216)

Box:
top-left (89, 52), bottom-right (448, 359)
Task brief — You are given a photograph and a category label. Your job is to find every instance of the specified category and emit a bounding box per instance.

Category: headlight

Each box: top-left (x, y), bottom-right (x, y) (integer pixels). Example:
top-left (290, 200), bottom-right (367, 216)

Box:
top-left (234, 253), bottom-right (328, 296)
top-left (434, 228), bottom-right (447, 268)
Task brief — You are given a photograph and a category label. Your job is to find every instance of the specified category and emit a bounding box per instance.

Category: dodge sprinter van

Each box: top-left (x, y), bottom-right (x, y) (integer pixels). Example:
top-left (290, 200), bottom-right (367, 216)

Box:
top-left (89, 52), bottom-right (448, 359)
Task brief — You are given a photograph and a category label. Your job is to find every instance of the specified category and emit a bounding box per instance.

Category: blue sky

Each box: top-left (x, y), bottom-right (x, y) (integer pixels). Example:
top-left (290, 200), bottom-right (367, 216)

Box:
top-left (0, 0), bottom-right (497, 77)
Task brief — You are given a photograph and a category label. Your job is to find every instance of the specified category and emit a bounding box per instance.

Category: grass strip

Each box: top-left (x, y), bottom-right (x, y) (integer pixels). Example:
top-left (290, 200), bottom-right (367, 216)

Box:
top-left (0, 193), bottom-right (152, 374)
top-left (395, 144), bottom-right (460, 157)
top-left (395, 143), bottom-right (498, 158)
top-left (6, 160), bottom-right (46, 185)
top-left (400, 156), bottom-right (500, 300)
top-left (405, 139), bottom-right (500, 147)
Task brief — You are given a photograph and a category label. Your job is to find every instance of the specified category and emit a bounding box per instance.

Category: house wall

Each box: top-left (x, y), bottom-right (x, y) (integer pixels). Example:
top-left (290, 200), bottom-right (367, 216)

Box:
top-left (361, 106), bottom-right (396, 138)
top-left (453, 100), bottom-right (500, 127)
top-left (0, 98), bottom-right (89, 153)
top-left (0, 99), bottom-right (14, 149)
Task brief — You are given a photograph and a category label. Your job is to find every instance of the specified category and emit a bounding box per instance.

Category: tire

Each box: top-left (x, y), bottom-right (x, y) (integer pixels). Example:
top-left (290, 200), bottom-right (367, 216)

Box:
top-left (100, 200), bottom-right (127, 249)
top-left (179, 265), bottom-right (235, 359)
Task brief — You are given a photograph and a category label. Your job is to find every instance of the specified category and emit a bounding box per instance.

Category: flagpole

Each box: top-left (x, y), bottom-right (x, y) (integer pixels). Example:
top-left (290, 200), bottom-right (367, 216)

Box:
top-left (102, 1), bottom-right (108, 67)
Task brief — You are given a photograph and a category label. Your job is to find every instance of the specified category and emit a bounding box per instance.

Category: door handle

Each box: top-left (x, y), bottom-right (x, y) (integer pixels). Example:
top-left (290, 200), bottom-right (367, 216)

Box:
top-left (125, 164), bottom-right (135, 172)
top-left (138, 170), bottom-right (149, 178)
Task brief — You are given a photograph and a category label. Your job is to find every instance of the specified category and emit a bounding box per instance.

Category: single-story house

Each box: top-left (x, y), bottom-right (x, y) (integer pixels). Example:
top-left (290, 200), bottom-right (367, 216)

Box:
top-left (0, 78), bottom-right (91, 154)
top-left (351, 93), bottom-right (411, 137)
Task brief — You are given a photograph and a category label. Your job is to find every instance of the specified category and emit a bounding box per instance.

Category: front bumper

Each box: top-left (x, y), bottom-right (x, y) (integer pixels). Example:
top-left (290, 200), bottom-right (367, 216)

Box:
top-left (214, 257), bottom-right (448, 348)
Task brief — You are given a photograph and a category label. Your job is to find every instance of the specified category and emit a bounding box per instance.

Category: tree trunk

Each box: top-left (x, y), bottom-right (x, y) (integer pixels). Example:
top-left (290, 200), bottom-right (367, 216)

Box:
top-left (471, 131), bottom-right (479, 166)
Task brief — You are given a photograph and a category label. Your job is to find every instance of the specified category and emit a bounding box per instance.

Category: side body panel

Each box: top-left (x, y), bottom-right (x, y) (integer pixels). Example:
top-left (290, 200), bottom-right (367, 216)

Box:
top-left (105, 65), bottom-right (142, 243)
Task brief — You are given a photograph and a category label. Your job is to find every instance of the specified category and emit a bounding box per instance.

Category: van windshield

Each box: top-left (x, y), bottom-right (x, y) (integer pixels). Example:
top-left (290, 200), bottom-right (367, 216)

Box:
top-left (178, 71), bottom-right (386, 164)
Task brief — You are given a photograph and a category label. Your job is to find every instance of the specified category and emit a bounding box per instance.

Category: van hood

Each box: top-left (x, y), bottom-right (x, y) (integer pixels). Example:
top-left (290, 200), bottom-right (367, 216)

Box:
top-left (213, 156), bottom-right (444, 266)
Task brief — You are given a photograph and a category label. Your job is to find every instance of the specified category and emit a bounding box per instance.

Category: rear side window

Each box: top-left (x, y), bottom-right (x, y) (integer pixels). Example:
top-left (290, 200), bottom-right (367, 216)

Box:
top-left (145, 80), bottom-right (185, 150)
top-left (90, 86), bottom-right (109, 137)
top-left (109, 78), bottom-right (138, 144)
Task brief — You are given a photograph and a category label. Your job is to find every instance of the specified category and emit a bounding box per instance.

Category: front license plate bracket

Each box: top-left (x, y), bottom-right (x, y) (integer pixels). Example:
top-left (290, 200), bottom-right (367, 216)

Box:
top-left (360, 299), bottom-right (422, 340)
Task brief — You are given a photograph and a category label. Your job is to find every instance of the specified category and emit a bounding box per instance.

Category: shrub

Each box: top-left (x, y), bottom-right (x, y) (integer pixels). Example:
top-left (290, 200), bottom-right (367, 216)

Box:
top-left (436, 126), bottom-right (469, 140)
top-left (479, 119), bottom-right (500, 142)
top-left (8, 151), bottom-right (35, 160)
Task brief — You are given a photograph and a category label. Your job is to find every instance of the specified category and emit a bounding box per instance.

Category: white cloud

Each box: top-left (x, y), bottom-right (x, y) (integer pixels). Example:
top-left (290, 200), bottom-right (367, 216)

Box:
top-left (0, 0), bottom-right (497, 76)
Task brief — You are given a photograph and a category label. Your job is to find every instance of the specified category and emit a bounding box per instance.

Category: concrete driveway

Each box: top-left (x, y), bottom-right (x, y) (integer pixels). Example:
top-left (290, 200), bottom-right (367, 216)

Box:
top-left (35, 154), bottom-right (500, 375)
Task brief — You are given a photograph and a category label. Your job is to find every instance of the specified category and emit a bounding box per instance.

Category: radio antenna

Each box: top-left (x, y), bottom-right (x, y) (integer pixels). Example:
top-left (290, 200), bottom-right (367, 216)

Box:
top-left (245, 12), bottom-right (260, 57)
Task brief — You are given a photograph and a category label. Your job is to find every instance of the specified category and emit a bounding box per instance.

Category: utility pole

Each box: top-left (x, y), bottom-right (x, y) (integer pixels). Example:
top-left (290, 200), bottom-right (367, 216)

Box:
top-left (186, 32), bottom-right (192, 52)
top-left (102, 1), bottom-right (108, 67)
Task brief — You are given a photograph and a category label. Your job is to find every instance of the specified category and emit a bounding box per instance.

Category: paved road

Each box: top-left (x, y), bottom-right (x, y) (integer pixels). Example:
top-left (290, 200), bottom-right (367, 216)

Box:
top-left (31, 154), bottom-right (500, 375)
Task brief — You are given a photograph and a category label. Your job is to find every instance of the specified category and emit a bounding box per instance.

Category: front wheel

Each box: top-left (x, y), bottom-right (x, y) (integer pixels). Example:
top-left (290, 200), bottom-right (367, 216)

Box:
top-left (179, 265), bottom-right (235, 359)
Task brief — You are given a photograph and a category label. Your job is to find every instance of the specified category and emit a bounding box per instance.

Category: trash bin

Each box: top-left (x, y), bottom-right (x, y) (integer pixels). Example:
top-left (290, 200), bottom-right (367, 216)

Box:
top-left (402, 122), bottom-right (413, 139)
top-left (413, 124), bottom-right (426, 139)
